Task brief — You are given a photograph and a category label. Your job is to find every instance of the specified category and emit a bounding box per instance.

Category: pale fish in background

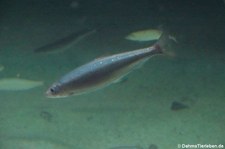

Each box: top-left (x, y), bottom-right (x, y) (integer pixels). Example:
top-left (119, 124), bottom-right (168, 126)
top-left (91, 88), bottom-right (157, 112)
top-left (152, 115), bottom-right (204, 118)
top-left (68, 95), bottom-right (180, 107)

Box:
top-left (0, 64), bottom-right (4, 71)
top-left (0, 78), bottom-right (43, 91)
top-left (46, 33), bottom-right (169, 98)
top-left (34, 29), bottom-right (96, 53)
top-left (125, 29), bottom-right (162, 42)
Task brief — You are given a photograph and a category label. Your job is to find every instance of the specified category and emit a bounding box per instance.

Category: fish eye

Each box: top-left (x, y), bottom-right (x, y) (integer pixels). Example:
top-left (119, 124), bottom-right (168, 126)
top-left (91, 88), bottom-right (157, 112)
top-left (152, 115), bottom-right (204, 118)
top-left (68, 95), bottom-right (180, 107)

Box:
top-left (50, 88), bottom-right (55, 93)
top-left (49, 84), bottom-right (60, 95)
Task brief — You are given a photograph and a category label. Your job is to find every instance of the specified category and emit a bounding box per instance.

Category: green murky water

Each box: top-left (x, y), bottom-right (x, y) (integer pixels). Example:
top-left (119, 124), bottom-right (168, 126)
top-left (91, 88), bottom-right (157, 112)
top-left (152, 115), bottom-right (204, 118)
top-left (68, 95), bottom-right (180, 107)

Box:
top-left (0, 0), bottom-right (225, 149)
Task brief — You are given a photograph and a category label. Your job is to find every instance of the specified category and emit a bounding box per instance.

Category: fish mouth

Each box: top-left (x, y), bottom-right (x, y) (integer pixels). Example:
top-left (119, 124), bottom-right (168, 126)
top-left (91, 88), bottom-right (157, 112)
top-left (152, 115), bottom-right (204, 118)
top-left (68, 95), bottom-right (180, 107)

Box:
top-left (45, 89), bottom-right (58, 98)
top-left (45, 89), bottom-right (55, 98)
top-left (45, 89), bottom-right (69, 98)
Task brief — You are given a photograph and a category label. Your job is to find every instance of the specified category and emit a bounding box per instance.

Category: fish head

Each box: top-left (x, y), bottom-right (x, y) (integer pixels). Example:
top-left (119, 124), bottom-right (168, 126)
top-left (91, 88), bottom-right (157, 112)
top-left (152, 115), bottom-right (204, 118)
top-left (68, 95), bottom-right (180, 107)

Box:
top-left (125, 33), bottom-right (136, 40)
top-left (46, 82), bottom-right (70, 98)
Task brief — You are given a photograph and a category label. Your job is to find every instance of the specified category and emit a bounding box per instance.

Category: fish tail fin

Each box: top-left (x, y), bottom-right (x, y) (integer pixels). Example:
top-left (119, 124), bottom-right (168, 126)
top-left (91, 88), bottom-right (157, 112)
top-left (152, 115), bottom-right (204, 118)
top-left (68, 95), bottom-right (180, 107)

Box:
top-left (154, 31), bottom-right (177, 57)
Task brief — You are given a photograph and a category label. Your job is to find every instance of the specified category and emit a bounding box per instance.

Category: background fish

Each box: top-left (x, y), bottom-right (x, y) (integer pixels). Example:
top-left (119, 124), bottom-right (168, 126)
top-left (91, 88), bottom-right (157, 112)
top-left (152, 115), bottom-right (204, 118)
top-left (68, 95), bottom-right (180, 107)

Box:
top-left (0, 64), bottom-right (4, 71)
top-left (0, 78), bottom-right (43, 91)
top-left (125, 29), bottom-right (162, 42)
top-left (34, 29), bottom-right (96, 53)
top-left (46, 34), bottom-right (168, 98)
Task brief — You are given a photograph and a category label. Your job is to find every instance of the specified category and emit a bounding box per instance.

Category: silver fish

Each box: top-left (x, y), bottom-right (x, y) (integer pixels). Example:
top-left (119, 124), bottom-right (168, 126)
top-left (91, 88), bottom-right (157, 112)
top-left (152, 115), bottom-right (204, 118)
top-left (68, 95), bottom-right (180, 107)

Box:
top-left (46, 35), bottom-right (167, 98)
top-left (34, 29), bottom-right (96, 53)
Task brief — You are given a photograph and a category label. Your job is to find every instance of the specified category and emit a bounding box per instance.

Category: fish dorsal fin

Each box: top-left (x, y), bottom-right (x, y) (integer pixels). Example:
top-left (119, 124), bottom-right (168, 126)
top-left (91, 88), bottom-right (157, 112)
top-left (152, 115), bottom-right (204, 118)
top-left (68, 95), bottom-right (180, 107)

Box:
top-left (94, 53), bottom-right (112, 61)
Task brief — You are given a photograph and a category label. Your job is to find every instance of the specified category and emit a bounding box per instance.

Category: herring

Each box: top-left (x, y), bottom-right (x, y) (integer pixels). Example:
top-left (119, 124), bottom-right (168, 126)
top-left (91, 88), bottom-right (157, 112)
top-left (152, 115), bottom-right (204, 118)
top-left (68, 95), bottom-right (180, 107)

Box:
top-left (0, 64), bottom-right (4, 71)
top-left (125, 29), bottom-right (162, 42)
top-left (34, 29), bottom-right (96, 53)
top-left (0, 78), bottom-right (43, 91)
top-left (46, 33), bottom-right (168, 98)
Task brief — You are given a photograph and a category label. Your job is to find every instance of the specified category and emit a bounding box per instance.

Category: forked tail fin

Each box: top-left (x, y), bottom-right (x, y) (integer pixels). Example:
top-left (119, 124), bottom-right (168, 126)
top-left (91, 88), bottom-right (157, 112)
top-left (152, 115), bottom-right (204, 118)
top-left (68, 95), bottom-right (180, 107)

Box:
top-left (154, 31), bottom-right (176, 57)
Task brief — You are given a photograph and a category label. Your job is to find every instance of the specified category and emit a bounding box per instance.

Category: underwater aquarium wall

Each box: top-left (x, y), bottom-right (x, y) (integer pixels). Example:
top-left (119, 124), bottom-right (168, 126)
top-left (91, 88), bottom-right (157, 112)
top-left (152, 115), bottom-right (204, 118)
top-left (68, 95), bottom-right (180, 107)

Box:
top-left (0, 0), bottom-right (225, 149)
